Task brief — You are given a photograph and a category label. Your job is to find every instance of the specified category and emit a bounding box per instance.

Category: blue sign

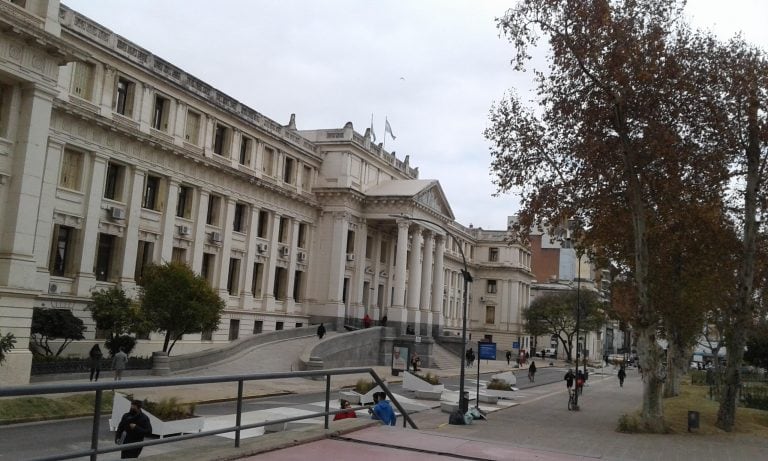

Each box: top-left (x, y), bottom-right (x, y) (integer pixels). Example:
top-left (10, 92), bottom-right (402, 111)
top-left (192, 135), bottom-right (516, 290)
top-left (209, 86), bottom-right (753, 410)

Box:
top-left (478, 342), bottom-right (497, 360)
top-left (512, 341), bottom-right (520, 349)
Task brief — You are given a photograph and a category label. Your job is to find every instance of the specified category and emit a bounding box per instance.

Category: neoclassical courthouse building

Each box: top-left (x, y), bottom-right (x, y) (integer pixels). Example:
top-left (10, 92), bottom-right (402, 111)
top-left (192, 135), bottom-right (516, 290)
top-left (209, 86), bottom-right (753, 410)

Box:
top-left (0, 1), bottom-right (535, 385)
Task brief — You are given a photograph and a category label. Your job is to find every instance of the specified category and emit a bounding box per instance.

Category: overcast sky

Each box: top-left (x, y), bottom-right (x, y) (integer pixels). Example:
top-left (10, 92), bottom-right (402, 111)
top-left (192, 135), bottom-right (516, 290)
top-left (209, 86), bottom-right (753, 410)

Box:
top-left (62, 1), bottom-right (768, 230)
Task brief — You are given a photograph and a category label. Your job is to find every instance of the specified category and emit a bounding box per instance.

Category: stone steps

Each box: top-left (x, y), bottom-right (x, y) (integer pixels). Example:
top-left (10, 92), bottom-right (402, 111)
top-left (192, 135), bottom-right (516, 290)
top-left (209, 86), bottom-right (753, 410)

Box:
top-left (430, 342), bottom-right (461, 370)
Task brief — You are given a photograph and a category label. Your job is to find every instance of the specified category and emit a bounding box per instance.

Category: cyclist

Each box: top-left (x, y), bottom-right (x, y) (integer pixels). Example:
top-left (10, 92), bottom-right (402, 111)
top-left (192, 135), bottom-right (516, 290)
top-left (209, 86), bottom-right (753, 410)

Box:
top-left (564, 368), bottom-right (575, 390)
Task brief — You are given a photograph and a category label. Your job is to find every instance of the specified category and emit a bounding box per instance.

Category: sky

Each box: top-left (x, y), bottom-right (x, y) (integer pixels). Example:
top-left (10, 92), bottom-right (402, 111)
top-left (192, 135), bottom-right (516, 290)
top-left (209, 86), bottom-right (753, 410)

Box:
top-left (61, 1), bottom-right (768, 230)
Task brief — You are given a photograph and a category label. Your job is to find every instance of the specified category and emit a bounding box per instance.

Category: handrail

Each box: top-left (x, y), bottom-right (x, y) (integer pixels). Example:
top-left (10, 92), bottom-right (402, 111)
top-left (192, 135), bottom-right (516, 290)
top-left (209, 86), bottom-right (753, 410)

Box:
top-left (0, 367), bottom-right (417, 461)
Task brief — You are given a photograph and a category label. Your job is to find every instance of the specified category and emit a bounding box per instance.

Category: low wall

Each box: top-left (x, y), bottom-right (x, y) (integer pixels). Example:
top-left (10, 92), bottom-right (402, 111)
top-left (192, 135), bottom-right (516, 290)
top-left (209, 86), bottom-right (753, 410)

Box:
top-left (298, 327), bottom-right (384, 370)
top-left (436, 335), bottom-right (466, 357)
top-left (169, 326), bottom-right (317, 372)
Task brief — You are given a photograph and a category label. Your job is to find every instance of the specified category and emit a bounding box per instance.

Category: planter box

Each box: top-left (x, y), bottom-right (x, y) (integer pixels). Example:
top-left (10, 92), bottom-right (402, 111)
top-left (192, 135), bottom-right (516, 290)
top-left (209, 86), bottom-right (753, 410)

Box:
top-left (440, 401), bottom-right (459, 413)
top-left (482, 389), bottom-right (517, 400)
top-left (339, 390), bottom-right (361, 404)
top-left (477, 393), bottom-right (499, 404)
top-left (402, 371), bottom-right (445, 393)
top-left (414, 389), bottom-right (443, 400)
top-left (110, 393), bottom-right (205, 438)
top-left (361, 386), bottom-right (383, 405)
top-left (491, 371), bottom-right (517, 386)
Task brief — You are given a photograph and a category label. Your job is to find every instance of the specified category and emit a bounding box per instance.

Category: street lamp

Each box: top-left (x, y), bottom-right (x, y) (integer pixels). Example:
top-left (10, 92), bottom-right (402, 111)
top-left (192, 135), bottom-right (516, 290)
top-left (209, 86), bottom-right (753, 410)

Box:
top-left (391, 214), bottom-right (472, 418)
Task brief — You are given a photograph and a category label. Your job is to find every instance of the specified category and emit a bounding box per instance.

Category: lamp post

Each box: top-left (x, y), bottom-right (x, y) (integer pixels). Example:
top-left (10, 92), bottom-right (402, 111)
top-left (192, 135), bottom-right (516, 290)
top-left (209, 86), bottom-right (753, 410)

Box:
top-left (573, 247), bottom-right (582, 409)
top-left (392, 214), bottom-right (472, 418)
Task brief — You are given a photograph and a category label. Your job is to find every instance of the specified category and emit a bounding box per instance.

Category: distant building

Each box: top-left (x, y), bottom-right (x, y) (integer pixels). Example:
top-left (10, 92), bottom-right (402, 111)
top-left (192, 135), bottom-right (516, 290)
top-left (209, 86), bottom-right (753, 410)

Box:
top-left (0, 1), bottom-right (534, 384)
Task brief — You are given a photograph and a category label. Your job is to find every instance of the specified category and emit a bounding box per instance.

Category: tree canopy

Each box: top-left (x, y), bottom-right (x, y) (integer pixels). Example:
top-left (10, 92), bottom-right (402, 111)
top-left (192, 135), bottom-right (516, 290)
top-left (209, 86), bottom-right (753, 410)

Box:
top-left (138, 262), bottom-right (225, 354)
top-left (30, 308), bottom-right (85, 357)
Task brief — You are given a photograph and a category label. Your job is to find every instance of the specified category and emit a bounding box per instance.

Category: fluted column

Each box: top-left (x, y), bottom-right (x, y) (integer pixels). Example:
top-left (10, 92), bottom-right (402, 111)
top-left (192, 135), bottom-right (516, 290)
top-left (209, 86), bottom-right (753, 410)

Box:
top-left (419, 231), bottom-right (434, 336)
top-left (431, 235), bottom-right (445, 336)
top-left (390, 220), bottom-right (410, 327)
top-left (406, 225), bottom-right (423, 330)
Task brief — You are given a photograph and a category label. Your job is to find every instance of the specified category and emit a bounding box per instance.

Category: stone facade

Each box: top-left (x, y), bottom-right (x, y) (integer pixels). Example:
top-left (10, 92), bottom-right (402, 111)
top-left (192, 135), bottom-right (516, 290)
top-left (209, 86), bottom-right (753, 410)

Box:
top-left (0, 1), bottom-right (534, 385)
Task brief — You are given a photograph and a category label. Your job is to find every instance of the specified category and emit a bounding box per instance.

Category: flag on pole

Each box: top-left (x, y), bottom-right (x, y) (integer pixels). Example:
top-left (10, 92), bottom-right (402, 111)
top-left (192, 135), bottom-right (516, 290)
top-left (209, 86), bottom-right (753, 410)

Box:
top-left (370, 114), bottom-right (377, 142)
top-left (385, 117), bottom-right (396, 141)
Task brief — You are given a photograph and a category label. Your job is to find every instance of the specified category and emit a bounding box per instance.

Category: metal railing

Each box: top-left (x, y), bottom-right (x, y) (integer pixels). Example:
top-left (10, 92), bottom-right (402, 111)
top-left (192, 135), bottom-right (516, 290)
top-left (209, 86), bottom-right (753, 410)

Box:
top-left (0, 367), bottom-right (417, 461)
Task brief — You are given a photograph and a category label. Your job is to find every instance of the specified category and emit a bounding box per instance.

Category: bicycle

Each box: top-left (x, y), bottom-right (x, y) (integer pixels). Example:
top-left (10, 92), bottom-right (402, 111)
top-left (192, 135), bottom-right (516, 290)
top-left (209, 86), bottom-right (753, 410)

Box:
top-left (567, 388), bottom-right (577, 411)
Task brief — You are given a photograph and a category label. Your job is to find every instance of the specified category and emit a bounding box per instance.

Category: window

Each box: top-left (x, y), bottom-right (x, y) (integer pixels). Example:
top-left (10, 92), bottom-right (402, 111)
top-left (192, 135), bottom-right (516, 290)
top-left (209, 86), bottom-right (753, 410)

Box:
top-left (487, 280), bottom-right (497, 294)
top-left (134, 240), bottom-right (154, 283)
top-left (0, 83), bottom-right (12, 137)
top-left (114, 77), bottom-right (136, 117)
top-left (274, 267), bottom-right (287, 300)
top-left (49, 225), bottom-right (75, 276)
top-left (176, 185), bottom-right (193, 218)
top-left (262, 146), bottom-right (275, 175)
top-left (295, 323), bottom-right (303, 328)
top-left (227, 258), bottom-right (241, 295)
top-left (489, 247), bottom-right (499, 262)
top-left (283, 157), bottom-right (295, 184)
top-left (253, 320), bottom-right (263, 334)
top-left (213, 122), bottom-right (230, 156)
top-left (275, 321), bottom-right (284, 331)
top-left (365, 236), bottom-right (373, 259)
top-left (251, 262), bottom-right (264, 297)
top-left (301, 165), bottom-right (312, 191)
top-left (485, 306), bottom-right (496, 324)
top-left (59, 149), bottom-right (84, 191)
top-left (104, 162), bottom-right (124, 201)
top-left (10, 0), bottom-right (26, 7)
top-left (185, 110), bottom-right (201, 144)
top-left (257, 210), bottom-right (269, 238)
top-left (346, 230), bottom-right (355, 254)
top-left (228, 319), bottom-right (240, 341)
top-left (278, 216), bottom-right (289, 243)
top-left (293, 270), bottom-right (303, 301)
top-left (233, 203), bottom-right (246, 233)
top-left (171, 247), bottom-right (187, 264)
top-left (152, 95), bottom-right (170, 131)
top-left (201, 253), bottom-right (215, 285)
top-left (239, 136), bottom-right (251, 165)
top-left (95, 233), bottom-right (117, 281)
top-left (380, 241), bottom-right (388, 263)
top-left (206, 194), bottom-right (222, 226)
top-left (297, 223), bottom-right (308, 248)
top-left (70, 62), bottom-right (94, 100)
top-left (142, 175), bottom-right (161, 210)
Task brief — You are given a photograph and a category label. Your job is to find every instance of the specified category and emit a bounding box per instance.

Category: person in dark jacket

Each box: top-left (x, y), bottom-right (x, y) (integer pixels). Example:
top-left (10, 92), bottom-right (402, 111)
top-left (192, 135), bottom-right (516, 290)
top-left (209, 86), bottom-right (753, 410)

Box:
top-left (564, 368), bottom-right (575, 389)
top-left (369, 392), bottom-right (397, 426)
top-left (88, 344), bottom-right (103, 382)
top-left (115, 400), bottom-right (152, 459)
top-left (317, 323), bottom-right (326, 339)
top-left (618, 366), bottom-right (626, 387)
top-left (528, 361), bottom-right (537, 383)
top-left (465, 348), bottom-right (475, 367)
top-left (506, 350), bottom-right (512, 366)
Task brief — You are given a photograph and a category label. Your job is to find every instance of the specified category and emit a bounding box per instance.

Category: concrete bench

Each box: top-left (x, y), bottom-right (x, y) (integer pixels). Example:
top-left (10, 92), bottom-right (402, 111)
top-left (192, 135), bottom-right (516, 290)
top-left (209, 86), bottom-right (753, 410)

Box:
top-left (339, 390), bottom-right (361, 404)
top-left (477, 393), bottom-right (499, 404)
top-left (414, 389), bottom-right (443, 400)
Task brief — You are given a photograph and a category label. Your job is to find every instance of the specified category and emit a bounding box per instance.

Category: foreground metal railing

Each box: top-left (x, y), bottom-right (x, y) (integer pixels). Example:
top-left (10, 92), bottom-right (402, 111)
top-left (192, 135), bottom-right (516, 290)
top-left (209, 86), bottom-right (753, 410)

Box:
top-left (0, 367), bottom-right (417, 461)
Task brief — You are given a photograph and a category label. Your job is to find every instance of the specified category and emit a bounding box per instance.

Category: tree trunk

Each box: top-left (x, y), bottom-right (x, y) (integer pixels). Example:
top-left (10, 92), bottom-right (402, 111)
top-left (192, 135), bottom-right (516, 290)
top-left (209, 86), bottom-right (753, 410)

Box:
top-left (717, 87), bottom-right (761, 432)
top-left (636, 326), bottom-right (665, 432)
top-left (664, 340), bottom-right (687, 398)
top-left (162, 331), bottom-right (171, 352)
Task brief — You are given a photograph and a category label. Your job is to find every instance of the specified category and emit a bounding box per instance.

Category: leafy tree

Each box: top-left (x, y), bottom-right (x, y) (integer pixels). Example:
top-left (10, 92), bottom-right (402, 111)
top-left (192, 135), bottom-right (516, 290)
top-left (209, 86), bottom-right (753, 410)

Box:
top-left (744, 322), bottom-right (768, 370)
top-left (105, 335), bottom-right (137, 357)
top-left (489, 0), bottom-right (729, 431)
top-left (0, 331), bottom-right (16, 365)
top-left (138, 262), bottom-right (225, 354)
top-left (524, 289), bottom-right (604, 362)
top-left (87, 286), bottom-right (143, 356)
top-left (30, 308), bottom-right (85, 357)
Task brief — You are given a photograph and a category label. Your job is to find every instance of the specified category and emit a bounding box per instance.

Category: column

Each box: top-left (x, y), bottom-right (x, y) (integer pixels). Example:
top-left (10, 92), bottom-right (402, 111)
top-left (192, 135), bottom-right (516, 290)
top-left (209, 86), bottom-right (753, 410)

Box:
top-left (216, 198), bottom-right (236, 297)
top-left (444, 269), bottom-right (453, 328)
top-left (370, 232), bottom-right (382, 321)
top-left (352, 221), bottom-right (368, 321)
top-left (138, 83), bottom-right (154, 133)
top-left (390, 220), bottom-right (409, 327)
top-left (159, 180), bottom-right (179, 263)
top-left (119, 169), bottom-right (145, 285)
top-left (32, 140), bottom-right (65, 281)
top-left (99, 64), bottom-right (116, 116)
top-left (74, 155), bottom-right (108, 295)
top-left (431, 235), bottom-right (445, 336)
top-left (419, 231), bottom-right (434, 335)
top-left (239, 206), bottom-right (260, 309)
top-left (286, 218), bottom-right (300, 314)
top-left (406, 225), bottom-right (423, 329)
top-left (191, 190), bottom-right (209, 273)
top-left (264, 212), bottom-right (281, 312)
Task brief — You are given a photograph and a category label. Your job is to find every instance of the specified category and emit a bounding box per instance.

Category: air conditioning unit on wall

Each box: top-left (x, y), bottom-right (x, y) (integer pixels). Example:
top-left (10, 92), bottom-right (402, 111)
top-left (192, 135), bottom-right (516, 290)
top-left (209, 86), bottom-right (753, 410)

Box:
top-left (210, 231), bottom-right (223, 243)
top-left (346, 253), bottom-right (355, 262)
top-left (297, 252), bottom-right (306, 262)
top-left (110, 207), bottom-right (126, 220)
top-left (178, 225), bottom-right (191, 236)
top-left (257, 243), bottom-right (267, 253)
top-left (280, 246), bottom-right (290, 256)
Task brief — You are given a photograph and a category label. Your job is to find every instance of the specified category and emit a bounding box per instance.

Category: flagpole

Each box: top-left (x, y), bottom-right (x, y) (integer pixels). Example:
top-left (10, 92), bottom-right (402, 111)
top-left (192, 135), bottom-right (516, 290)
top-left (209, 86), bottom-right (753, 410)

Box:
top-left (383, 116), bottom-right (387, 150)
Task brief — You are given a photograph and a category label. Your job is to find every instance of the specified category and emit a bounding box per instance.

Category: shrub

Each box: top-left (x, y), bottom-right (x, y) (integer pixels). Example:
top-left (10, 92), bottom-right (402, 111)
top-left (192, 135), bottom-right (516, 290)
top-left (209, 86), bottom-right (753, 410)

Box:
top-left (143, 397), bottom-right (196, 421)
top-left (414, 372), bottom-right (441, 385)
top-left (617, 412), bottom-right (670, 433)
top-left (0, 331), bottom-right (16, 365)
top-left (486, 379), bottom-right (512, 391)
top-left (741, 385), bottom-right (768, 411)
top-left (354, 379), bottom-right (376, 394)
top-left (105, 335), bottom-right (137, 357)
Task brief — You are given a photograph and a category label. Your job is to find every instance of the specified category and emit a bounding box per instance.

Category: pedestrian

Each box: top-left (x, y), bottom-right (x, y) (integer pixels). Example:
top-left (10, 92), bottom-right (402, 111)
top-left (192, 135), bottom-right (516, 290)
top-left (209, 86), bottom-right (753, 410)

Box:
top-left (112, 347), bottom-right (128, 381)
top-left (380, 315), bottom-right (388, 326)
top-left (618, 366), bottom-right (626, 387)
top-left (528, 361), bottom-right (537, 383)
top-left (115, 399), bottom-right (152, 459)
top-left (333, 399), bottom-right (357, 421)
top-left (576, 369), bottom-right (585, 394)
top-left (506, 350), bottom-right (512, 366)
top-left (465, 348), bottom-right (475, 367)
top-left (88, 344), bottom-right (103, 382)
top-left (411, 352), bottom-right (421, 372)
top-left (564, 368), bottom-right (575, 390)
top-left (369, 392), bottom-right (397, 426)
top-left (317, 322), bottom-right (326, 339)
top-left (363, 313), bottom-right (372, 329)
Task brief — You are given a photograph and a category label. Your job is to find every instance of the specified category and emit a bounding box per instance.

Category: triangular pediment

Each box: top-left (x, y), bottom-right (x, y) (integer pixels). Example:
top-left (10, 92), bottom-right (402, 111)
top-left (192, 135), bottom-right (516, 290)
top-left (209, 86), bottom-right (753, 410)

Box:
top-left (414, 182), bottom-right (454, 220)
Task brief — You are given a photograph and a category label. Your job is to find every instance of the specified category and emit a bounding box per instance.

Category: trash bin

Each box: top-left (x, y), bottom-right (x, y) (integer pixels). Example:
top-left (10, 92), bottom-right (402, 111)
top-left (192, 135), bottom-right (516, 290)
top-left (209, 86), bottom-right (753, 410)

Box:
top-left (688, 411), bottom-right (700, 431)
top-left (460, 391), bottom-right (469, 413)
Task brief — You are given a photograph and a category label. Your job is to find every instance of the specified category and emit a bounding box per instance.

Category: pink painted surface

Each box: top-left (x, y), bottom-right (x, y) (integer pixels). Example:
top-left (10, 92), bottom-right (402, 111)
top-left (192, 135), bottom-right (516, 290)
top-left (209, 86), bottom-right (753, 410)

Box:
top-left (242, 426), bottom-right (590, 460)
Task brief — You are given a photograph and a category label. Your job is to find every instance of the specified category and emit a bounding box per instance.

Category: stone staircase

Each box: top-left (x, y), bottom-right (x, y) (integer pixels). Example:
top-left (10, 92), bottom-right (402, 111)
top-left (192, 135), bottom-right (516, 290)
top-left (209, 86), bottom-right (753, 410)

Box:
top-left (430, 342), bottom-right (461, 370)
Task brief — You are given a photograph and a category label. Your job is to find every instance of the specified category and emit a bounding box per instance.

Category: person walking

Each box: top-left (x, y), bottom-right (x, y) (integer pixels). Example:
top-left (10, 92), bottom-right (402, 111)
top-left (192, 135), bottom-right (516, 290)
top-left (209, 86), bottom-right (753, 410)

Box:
top-left (564, 368), bottom-right (575, 390)
top-left (506, 350), bottom-right (512, 366)
top-left (112, 347), bottom-right (128, 381)
top-left (411, 351), bottom-right (421, 372)
top-left (618, 366), bottom-right (626, 387)
top-left (465, 348), bottom-right (475, 367)
top-left (528, 361), bottom-right (537, 383)
top-left (317, 323), bottom-right (326, 339)
top-left (88, 344), bottom-right (103, 382)
top-left (363, 314), bottom-right (372, 329)
top-left (115, 399), bottom-right (152, 459)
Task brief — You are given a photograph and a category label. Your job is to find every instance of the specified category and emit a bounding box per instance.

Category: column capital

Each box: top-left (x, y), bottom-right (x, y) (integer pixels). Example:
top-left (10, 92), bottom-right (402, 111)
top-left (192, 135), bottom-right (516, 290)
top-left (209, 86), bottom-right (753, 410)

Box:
top-left (396, 219), bottom-right (411, 230)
